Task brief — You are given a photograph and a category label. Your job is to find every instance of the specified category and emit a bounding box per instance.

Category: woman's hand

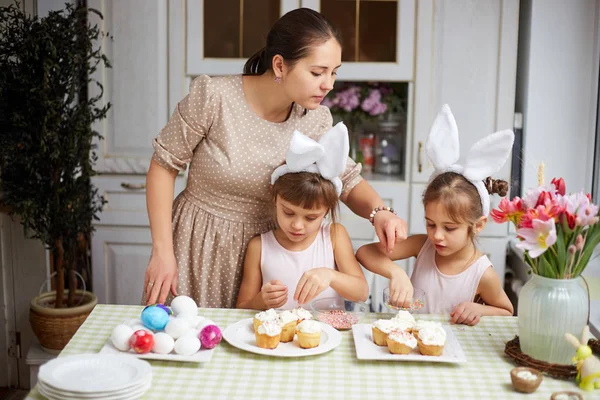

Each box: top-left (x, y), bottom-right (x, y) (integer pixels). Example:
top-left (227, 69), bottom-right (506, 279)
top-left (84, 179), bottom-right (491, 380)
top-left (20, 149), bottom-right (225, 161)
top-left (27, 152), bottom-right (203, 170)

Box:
top-left (144, 252), bottom-right (178, 305)
top-left (260, 280), bottom-right (288, 309)
top-left (373, 211), bottom-right (408, 253)
top-left (388, 268), bottom-right (414, 308)
top-left (450, 302), bottom-right (482, 326)
top-left (294, 268), bottom-right (335, 305)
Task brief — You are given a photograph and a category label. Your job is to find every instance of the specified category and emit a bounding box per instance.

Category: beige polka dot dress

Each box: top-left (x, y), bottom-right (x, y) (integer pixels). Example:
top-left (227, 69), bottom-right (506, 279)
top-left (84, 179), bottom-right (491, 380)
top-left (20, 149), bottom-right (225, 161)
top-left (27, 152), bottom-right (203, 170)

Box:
top-left (152, 75), bottom-right (363, 308)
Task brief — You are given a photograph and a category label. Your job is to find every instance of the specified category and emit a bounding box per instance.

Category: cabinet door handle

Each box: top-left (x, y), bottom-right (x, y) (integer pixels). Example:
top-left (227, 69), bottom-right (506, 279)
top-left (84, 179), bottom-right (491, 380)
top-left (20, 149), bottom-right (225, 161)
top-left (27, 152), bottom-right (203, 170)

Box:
top-left (418, 141), bottom-right (423, 173)
top-left (120, 182), bottom-right (146, 190)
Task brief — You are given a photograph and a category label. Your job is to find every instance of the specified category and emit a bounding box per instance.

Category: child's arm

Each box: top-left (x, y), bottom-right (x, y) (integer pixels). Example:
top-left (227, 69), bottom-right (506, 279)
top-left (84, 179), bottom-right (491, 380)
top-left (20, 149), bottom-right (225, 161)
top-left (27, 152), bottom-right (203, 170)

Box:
top-left (236, 236), bottom-right (288, 310)
top-left (294, 224), bottom-right (369, 304)
top-left (450, 266), bottom-right (514, 325)
top-left (356, 235), bottom-right (427, 307)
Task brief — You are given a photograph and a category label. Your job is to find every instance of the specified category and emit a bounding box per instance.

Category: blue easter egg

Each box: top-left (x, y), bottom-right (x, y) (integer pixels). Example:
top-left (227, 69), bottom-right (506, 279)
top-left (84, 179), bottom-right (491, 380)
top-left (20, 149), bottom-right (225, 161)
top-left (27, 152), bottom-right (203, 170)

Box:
top-left (141, 306), bottom-right (169, 330)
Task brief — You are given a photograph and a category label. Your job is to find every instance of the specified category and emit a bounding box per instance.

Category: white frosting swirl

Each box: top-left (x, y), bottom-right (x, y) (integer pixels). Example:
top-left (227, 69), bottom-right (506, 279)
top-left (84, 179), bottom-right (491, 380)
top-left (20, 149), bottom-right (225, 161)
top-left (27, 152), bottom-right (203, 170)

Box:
top-left (392, 310), bottom-right (416, 326)
top-left (418, 326), bottom-right (446, 346)
top-left (278, 310), bottom-right (299, 325)
top-left (373, 319), bottom-right (412, 333)
top-left (257, 320), bottom-right (281, 336)
top-left (413, 320), bottom-right (442, 332)
top-left (255, 308), bottom-right (279, 323)
top-left (291, 307), bottom-right (313, 320)
top-left (297, 320), bottom-right (322, 334)
top-left (387, 330), bottom-right (417, 348)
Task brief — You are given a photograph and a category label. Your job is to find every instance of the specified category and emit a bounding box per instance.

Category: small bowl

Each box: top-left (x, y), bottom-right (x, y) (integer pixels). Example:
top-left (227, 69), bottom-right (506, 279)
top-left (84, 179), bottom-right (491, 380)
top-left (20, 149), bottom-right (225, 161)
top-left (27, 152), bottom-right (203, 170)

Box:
top-left (510, 367), bottom-right (543, 393)
top-left (550, 391), bottom-right (583, 400)
top-left (383, 287), bottom-right (426, 313)
top-left (310, 297), bottom-right (367, 330)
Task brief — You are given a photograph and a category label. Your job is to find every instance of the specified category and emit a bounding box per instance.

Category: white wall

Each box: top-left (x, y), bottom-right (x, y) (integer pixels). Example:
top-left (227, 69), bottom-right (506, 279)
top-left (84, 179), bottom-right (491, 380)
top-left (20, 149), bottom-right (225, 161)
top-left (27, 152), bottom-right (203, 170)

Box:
top-left (516, 0), bottom-right (600, 194)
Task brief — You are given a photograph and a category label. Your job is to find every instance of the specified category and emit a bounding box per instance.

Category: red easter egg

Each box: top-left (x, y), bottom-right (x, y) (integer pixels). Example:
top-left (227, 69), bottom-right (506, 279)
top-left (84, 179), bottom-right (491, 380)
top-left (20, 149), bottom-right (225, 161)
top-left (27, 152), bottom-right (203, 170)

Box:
top-left (129, 329), bottom-right (154, 354)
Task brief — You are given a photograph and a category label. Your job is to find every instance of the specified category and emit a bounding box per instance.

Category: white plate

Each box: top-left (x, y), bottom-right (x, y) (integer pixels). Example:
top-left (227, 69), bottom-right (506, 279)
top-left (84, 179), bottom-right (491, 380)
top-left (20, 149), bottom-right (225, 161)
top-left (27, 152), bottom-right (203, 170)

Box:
top-left (99, 338), bottom-right (215, 363)
top-left (38, 354), bottom-right (152, 393)
top-left (223, 318), bottom-right (341, 357)
top-left (351, 324), bottom-right (467, 363)
top-left (38, 379), bottom-right (151, 400)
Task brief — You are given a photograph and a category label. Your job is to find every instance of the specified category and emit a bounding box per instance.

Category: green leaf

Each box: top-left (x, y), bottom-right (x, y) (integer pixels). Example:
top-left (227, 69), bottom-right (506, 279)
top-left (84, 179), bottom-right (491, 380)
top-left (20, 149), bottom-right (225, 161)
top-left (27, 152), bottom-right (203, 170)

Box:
top-left (555, 229), bottom-right (567, 278)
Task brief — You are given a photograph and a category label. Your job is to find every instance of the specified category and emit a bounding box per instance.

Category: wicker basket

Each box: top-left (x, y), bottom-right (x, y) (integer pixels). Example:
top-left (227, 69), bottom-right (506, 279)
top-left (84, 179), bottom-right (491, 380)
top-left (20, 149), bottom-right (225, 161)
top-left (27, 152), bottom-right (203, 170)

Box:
top-left (30, 290), bottom-right (97, 354)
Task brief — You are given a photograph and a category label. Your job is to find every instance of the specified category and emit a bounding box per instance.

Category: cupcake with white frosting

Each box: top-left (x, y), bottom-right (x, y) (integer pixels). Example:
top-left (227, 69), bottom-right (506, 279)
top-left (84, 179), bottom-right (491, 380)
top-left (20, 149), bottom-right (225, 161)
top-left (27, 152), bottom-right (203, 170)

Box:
top-left (412, 320), bottom-right (442, 340)
top-left (386, 330), bottom-right (417, 355)
top-left (371, 318), bottom-right (413, 346)
top-left (253, 308), bottom-right (279, 333)
top-left (255, 320), bottom-right (282, 349)
top-left (278, 310), bottom-right (300, 343)
top-left (291, 307), bottom-right (313, 322)
top-left (296, 320), bottom-right (322, 349)
top-left (391, 310), bottom-right (416, 330)
top-left (416, 325), bottom-right (446, 356)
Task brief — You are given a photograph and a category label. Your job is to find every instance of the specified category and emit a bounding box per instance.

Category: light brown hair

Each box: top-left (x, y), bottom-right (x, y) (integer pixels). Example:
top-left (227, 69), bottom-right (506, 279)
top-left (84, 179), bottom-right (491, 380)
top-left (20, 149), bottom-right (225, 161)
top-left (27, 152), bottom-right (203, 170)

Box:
top-left (271, 172), bottom-right (339, 223)
top-left (423, 172), bottom-right (508, 240)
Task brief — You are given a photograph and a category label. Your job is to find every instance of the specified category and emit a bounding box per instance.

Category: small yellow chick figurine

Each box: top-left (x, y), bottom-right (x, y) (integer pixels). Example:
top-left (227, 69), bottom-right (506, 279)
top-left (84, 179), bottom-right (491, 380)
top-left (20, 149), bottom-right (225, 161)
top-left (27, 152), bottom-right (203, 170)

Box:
top-left (565, 326), bottom-right (600, 391)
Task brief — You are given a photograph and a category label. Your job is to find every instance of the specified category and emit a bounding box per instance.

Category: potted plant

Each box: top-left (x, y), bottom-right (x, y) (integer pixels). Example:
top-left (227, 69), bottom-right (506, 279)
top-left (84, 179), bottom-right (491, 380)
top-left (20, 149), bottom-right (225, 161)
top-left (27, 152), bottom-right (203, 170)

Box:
top-left (0, 2), bottom-right (110, 352)
top-left (492, 170), bottom-right (600, 364)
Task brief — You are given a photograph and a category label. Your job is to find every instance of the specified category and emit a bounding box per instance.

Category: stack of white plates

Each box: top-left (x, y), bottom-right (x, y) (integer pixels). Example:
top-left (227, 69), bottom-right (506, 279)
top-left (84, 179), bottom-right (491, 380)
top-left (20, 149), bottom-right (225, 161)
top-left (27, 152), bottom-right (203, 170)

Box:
top-left (37, 353), bottom-right (152, 400)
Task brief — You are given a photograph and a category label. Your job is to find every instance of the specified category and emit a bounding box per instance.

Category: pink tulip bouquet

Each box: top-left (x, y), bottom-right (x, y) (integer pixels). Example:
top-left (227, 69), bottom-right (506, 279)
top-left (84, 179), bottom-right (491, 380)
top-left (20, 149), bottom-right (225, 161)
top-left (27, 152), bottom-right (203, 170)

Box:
top-left (492, 177), bottom-right (600, 278)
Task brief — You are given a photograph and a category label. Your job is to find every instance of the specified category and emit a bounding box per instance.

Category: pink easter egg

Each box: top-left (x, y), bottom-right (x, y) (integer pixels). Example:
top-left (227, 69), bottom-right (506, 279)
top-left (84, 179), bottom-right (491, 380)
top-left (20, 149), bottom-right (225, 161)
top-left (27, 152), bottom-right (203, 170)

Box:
top-left (199, 325), bottom-right (222, 349)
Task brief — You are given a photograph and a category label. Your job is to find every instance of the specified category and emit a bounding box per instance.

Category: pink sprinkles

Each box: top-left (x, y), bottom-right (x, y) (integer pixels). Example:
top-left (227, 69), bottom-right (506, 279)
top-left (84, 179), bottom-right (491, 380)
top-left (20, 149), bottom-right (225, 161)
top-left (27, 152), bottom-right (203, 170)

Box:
top-left (317, 310), bottom-right (359, 329)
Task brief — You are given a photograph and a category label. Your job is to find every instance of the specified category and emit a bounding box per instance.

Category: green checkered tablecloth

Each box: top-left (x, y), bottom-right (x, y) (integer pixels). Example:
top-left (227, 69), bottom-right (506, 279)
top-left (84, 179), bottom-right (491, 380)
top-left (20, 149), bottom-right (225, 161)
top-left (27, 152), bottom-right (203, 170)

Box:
top-left (26, 305), bottom-right (593, 399)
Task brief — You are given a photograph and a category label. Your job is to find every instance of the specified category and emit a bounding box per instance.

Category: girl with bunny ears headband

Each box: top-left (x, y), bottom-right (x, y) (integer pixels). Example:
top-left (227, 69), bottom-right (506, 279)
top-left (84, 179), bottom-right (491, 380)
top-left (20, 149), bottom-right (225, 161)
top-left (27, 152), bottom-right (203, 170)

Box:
top-left (357, 105), bottom-right (514, 325)
top-left (237, 123), bottom-right (369, 310)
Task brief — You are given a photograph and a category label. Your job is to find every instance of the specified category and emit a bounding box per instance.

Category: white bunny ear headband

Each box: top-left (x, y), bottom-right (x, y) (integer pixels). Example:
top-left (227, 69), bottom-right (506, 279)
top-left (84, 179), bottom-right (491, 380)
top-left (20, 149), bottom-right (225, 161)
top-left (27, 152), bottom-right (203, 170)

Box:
top-left (271, 122), bottom-right (349, 196)
top-left (426, 104), bottom-right (515, 216)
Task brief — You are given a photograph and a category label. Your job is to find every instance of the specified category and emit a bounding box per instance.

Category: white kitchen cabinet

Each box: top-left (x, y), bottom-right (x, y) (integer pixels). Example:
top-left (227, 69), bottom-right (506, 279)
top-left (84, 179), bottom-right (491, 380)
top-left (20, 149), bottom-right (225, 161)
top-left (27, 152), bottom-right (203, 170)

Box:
top-left (186, 0), bottom-right (414, 81)
top-left (91, 226), bottom-right (152, 305)
top-left (411, 0), bottom-right (519, 184)
top-left (88, 0), bottom-right (185, 174)
top-left (186, 0), bottom-right (299, 76)
top-left (301, 0), bottom-right (415, 81)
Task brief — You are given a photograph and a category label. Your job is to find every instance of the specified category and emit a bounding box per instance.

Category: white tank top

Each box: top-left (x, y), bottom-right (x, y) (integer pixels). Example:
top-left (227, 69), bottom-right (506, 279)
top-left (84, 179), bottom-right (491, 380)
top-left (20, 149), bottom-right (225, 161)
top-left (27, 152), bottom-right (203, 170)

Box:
top-left (260, 223), bottom-right (340, 310)
top-left (410, 239), bottom-right (491, 314)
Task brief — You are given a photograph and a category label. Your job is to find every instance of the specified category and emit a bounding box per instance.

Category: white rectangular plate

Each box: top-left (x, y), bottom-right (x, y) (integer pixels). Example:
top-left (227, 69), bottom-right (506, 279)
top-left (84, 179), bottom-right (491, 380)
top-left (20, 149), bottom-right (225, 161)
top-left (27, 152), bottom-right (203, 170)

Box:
top-left (351, 324), bottom-right (467, 363)
top-left (100, 340), bottom-right (214, 363)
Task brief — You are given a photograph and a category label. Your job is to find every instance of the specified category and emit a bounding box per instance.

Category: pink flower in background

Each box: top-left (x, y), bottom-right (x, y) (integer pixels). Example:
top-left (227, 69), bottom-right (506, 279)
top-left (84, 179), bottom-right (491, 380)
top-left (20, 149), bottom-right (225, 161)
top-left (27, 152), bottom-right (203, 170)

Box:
top-left (490, 197), bottom-right (524, 225)
top-left (551, 177), bottom-right (566, 196)
top-left (516, 218), bottom-right (557, 258)
top-left (361, 89), bottom-right (388, 116)
top-left (492, 175), bottom-right (600, 278)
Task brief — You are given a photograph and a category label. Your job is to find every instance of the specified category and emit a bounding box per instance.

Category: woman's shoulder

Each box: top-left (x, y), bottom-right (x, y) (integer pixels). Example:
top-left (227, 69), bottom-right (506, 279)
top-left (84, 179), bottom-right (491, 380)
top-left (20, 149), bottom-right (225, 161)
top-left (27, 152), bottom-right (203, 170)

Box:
top-left (188, 74), bottom-right (241, 100)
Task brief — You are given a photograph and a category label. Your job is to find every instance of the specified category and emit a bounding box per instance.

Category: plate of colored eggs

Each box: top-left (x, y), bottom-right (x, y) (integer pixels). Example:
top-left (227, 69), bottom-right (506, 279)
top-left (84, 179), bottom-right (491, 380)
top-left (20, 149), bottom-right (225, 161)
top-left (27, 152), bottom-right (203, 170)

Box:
top-left (100, 295), bottom-right (222, 362)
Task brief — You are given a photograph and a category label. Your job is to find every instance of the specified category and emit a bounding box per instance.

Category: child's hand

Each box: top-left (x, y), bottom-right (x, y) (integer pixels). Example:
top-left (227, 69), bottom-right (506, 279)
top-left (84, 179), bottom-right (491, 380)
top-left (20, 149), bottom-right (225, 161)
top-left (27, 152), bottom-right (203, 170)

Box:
top-left (450, 302), bottom-right (482, 325)
top-left (389, 268), bottom-right (414, 308)
top-left (294, 268), bottom-right (335, 305)
top-left (261, 280), bottom-right (288, 309)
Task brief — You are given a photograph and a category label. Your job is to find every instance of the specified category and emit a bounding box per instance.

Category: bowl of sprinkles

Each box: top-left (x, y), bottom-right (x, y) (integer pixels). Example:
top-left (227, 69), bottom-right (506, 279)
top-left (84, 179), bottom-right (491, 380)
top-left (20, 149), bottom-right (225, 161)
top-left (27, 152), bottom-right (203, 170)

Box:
top-left (310, 297), bottom-right (367, 330)
top-left (383, 287), bottom-right (426, 313)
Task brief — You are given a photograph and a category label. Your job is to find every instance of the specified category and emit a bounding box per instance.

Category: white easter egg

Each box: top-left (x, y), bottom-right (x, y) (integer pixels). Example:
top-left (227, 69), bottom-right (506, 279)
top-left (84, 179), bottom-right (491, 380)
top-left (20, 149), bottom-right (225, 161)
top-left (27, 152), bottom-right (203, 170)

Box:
top-left (196, 319), bottom-right (217, 332)
top-left (130, 324), bottom-right (153, 334)
top-left (164, 317), bottom-right (191, 339)
top-left (174, 335), bottom-right (201, 356)
top-left (193, 316), bottom-right (207, 329)
top-left (152, 332), bottom-right (175, 354)
top-left (178, 313), bottom-right (198, 327)
top-left (111, 324), bottom-right (134, 351)
top-left (170, 295), bottom-right (198, 317)
top-left (127, 318), bottom-right (143, 327)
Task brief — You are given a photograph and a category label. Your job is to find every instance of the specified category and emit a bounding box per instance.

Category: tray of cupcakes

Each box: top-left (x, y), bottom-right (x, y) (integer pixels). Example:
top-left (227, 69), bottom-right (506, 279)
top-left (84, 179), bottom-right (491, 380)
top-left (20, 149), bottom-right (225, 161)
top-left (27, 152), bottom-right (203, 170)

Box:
top-left (351, 311), bottom-right (466, 363)
top-left (100, 296), bottom-right (222, 362)
top-left (222, 308), bottom-right (341, 357)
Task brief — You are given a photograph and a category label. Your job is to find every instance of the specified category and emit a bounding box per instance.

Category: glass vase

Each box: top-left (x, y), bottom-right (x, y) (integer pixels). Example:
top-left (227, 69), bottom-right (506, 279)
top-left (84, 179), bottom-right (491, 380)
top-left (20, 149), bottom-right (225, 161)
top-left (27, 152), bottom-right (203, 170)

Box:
top-left (517, 274), bottom-right (589, 364)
